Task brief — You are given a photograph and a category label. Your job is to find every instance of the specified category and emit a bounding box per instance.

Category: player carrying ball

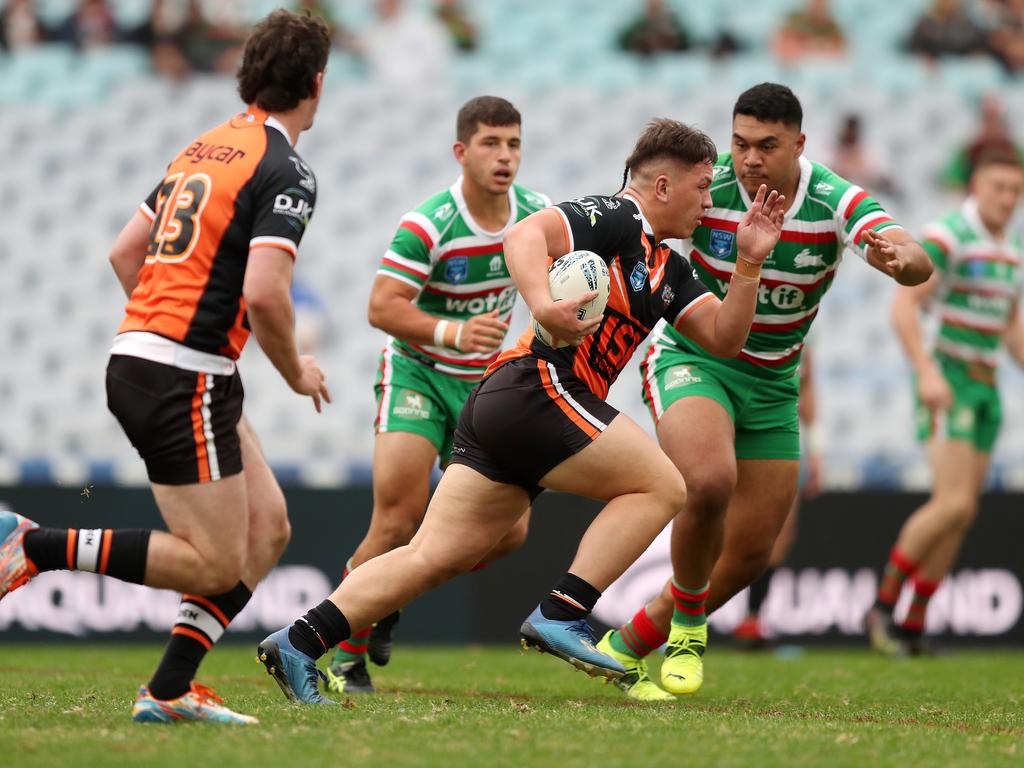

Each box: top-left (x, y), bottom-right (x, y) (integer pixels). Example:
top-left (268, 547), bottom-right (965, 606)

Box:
top-left (255, 118), bottom-right (786, 703)
top-left (601, 83), bottom-right (933, 700)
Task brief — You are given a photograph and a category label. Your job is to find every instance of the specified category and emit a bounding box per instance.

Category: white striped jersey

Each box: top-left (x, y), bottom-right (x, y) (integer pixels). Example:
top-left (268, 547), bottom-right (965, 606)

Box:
top-left (924, 197), bottom-right (1022, 368)
top-left (654, 153), bottom-right (903, 378)
top-left (376, 176), bottom-right (550, 379)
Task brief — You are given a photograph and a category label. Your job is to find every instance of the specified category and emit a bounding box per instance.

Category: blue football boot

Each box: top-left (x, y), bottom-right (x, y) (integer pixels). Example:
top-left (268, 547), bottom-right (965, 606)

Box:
top-left (257, 628), bottom-right (335, 705)
top-left (519, 605), bottom-right (625, 681)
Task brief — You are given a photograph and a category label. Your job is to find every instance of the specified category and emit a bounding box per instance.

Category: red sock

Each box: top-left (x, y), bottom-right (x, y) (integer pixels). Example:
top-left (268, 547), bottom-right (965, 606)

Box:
top-left (902, 577), bottom-right (940, 633)
top-left (878, 547), bottom-right (918, 607)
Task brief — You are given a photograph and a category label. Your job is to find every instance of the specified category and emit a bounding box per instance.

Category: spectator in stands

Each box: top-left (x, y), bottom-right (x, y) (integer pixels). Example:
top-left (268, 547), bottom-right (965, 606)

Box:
top-left (57, 0), bottom-right (120, 50)
top-left (134, 0), bottom-right (244, 80)
top-left (906, 0), bottom-right (990, 60)
top-left (0, 0), bottom-right (46, 52)
top-left (295, 0), bottom-right (362, 52)
top-left (830, 114), bottom-right (898, 200)
top-left (942, 93), bottom-right (1024, 188)
top-left (435, 0), bottom-right (477, 53)
top-left (363, 0), bottom-right (452, 88)
top-left (987, 0), bottom-right (1024, 73)
top-left (617, 0), bottom-right (690, 57)
top-left (772, 0), bottom-right (845, 62)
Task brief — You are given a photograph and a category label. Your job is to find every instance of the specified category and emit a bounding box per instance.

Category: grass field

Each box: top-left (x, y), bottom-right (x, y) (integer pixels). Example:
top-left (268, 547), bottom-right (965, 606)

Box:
top-left (0, 644), bottom-right (1022, 767)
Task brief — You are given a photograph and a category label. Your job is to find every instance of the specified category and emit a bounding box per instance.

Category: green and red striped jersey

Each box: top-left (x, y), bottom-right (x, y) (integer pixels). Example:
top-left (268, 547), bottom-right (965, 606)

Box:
top-left (923, 198), bottom-right (1022, 368)
top-left (376, 177), bottom-right (549, 379)
top-left (655, 153), bottom-right (903, 378)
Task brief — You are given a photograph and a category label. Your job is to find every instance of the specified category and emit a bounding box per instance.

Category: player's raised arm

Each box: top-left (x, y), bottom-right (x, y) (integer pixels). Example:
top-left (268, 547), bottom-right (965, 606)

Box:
top-left (504, 209), bottom-right (599, 344)
top-left (891, 272), bottom-right (950, 414)
top-left (675, 184), bottom-right (786, 356)
top-left (244, 246), bottom-right (330, 411)
top-left (108, 210), bottom-right (152, 297)
top-left (863, 228), bottom-right (933, 286)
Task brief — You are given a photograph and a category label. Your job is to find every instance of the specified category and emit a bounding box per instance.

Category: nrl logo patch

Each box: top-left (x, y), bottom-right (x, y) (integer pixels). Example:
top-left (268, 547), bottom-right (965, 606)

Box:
top-left (630, 261), bottom-right (648, 292)
top-left (444, 255), bottom-right (469, 285)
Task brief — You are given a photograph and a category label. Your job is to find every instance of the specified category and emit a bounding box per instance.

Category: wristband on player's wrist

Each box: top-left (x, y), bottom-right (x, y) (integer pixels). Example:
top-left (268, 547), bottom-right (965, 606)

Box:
top-left (734, 256), bottom-right (762, 279)
top-left (433, 319), bottom-right (449, 347)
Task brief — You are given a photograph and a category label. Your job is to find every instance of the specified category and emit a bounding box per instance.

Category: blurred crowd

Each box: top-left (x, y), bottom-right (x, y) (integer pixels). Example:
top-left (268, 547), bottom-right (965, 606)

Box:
top-left (4, 0), bottom-right (1024, 79)
top-left (1, 0), bottom-right (1021, 191)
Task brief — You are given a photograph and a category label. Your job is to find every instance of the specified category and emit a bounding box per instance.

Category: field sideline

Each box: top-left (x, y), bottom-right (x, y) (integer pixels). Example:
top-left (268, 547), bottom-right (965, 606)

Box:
top-left (0, 644), bottom-right (1021, 767)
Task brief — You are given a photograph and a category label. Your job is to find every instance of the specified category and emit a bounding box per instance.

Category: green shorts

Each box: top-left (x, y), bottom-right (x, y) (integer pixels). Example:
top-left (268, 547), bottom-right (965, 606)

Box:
top-left (640, 342), bottom-right (801, 460)
top-left (915, 357), bottom-right (1001, 453)
top-left (374, 347), bottom-right (477, 463)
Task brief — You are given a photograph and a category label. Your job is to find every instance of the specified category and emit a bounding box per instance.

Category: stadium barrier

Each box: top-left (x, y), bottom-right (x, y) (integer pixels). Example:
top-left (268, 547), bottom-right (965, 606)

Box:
top-left (0, 487), bottom-right (1020, 645)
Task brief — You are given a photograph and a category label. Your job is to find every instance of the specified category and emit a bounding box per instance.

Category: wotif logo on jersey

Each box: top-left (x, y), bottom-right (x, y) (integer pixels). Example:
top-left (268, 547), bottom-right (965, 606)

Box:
top-left (710, 229), bottom-right (735, 257)
top-left (444, 286), bottom-right (516, 316)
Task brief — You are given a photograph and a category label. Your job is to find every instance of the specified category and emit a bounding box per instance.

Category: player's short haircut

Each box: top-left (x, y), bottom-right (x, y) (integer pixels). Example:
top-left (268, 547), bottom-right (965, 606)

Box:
top-left (734, 83), bottom-right (803, 129)
top-left (971, 147), bottom-right (1022, 176)
top-left (237, 10), bottom-right (331, 113)
top-left (625, 119), bottom-right (717, 178)
top-left (456, 96), bottom-right (521, 143)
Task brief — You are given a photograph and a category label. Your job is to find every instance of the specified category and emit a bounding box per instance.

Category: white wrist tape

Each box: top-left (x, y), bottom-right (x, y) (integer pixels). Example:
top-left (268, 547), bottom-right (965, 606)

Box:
top-left (454, 323), bottom-right (464, 351)
top-left (433, 319), bottom-right (449, 348)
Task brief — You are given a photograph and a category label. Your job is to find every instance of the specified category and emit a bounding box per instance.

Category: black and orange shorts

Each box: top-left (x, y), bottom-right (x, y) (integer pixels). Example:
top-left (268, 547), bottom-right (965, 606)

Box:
top-left (106, 354), bottom-right (244, 485)
top-left (449, 357), bottom-right (619, 499)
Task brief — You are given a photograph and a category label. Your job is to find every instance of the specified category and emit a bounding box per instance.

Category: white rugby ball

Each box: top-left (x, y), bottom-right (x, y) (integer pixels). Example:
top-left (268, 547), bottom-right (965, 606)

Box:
top-left (531, 250), bottom-right (611, 348)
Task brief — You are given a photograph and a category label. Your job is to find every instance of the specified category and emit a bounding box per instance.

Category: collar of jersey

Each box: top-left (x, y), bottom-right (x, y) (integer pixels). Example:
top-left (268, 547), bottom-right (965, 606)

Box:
top-left (621, 193), bottom-right (654, 237)
top-left (449, 174), bottom-right (518, 238)
top-left (240, 106), bottom-right (292, 146)
top-left (735, 155), bottom-right (811, 222)
top-left (961, 196), bottom-right (1004, 244)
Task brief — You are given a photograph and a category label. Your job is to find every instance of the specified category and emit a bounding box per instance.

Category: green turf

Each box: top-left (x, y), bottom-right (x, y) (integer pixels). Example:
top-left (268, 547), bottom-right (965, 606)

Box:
top-left (0, 644), bottom-right (1021, 767)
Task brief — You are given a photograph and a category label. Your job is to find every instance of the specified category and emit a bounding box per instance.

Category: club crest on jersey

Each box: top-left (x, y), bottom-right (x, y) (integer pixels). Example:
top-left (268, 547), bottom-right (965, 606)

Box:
top-left (603, 198), bottom-right (621, 210)
top-left (661, 284), bottom-right (675, 306)
top-left (710, 229), bottom-right (735, 258)
top-left (289, 156), bottom-right (316, 192)
top-left (445, 256), bottom-right (469, 284)
top-left (630, 261), bottom-right (648, 292)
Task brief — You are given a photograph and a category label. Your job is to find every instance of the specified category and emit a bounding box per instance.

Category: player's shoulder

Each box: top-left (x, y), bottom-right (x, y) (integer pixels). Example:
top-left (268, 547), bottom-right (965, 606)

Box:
top-left (711, 152), bottom-right (737, 189)
top-left (407, 187), bottom-right (459, 223)
top-left (513, 184), bottom-right (551, 213)
top-left (927, 208), bottom-right (972, 242)
top-left (803, 159), bottom-right (860, 209)
top-left (259, 129), bottom-right (317, 193)
top-left (560, 194), bottom-right (640, 230)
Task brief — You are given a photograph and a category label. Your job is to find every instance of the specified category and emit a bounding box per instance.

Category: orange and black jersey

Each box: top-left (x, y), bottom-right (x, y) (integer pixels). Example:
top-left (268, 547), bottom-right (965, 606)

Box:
top-left (490, 194), bottom-right (713, 399)
top-left (118, 107), bottom-right (316, 361)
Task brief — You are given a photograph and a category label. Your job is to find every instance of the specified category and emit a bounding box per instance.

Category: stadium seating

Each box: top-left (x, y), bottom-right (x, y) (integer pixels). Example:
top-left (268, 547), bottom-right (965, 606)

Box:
top-left (1, 0), bottom-right (1023, 488)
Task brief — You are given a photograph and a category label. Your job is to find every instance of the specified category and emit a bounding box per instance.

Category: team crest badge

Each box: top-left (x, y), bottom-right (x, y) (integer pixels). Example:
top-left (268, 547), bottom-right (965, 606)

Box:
top-left (710, 229), bottom-right (735, 258)
top-left (630, 261), bottom-right (649, 292)
top-left (445, 256), bottom-right (469, 285)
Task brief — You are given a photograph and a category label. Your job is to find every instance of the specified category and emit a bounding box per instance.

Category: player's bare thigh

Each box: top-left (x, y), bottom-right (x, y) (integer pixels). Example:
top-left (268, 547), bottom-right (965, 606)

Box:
top-left (656, 396), bottom-right (737, 505)
top-left (407, 464), bottom-right (531, 575)
top-left (542, 413), bottom-right (684, 502)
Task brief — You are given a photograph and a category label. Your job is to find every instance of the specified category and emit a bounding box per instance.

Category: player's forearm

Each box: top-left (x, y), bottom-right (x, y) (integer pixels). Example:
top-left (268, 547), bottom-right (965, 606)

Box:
top-left (893, 242), bottom-right (933, 286)
top-left (247, 291), bottom-right (303, 386)
top-left (504, 224), bottom-right (553, 315)
top-left (709, 273), bottom-right (760, 356)
top-left (110, 257), bottom-right (141, 298)
top-left (369, 295), bottom-right (460, 349)
top-left (891, 291), bottom-right (934, 374)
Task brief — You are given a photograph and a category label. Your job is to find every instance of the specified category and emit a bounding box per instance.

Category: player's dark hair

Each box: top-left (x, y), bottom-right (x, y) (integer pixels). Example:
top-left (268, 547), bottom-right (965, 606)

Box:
top-left (733, 82), bottom-right (803, 129)
top-left (970, 147), bottom-right (1022, 176)
top-left (617, 119), bottom-right (716, 192)
top-left (456, 96), bottom-right (521, 143)
top-left (237, 10), bottom-right (331, 112)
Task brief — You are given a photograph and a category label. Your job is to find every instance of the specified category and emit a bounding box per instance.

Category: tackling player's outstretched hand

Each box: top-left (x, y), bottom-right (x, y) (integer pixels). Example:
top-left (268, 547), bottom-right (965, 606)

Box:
top-left (863, 229), bottom-right (917, 282)
top-left (290, 354), bottom-right (332, 412)
top-left (456, 310), bottom-right (509, 353)
top-left (736, 184), bottom-right (786, 265)
top-left (534, 290), bottom-right (602, 347)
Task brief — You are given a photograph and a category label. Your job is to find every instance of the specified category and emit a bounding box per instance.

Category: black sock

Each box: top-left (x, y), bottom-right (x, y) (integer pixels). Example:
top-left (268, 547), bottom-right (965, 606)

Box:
top-left (747, 567), bottom-right (775, 616)
top-left (540, 573), bottom-right (601, 621)
top-left (23, 527), bottom-right (151, 583)
top-left (148, 581), bottom-right (253, 700)
top-left (288, 600), bottom-right (351, 659)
